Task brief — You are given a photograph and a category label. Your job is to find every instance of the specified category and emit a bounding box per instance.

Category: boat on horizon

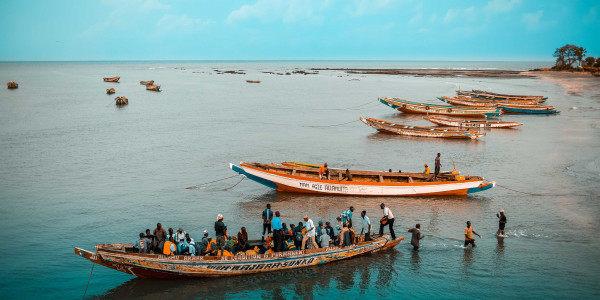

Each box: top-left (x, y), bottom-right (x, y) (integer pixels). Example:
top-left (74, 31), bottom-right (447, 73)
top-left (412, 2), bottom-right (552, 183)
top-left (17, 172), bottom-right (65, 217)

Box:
top-left (360, 117), bottom-right (486, 139)
top-left (246, 80), bottom-right (261, 83)
top-left (423, 116), bottom-right (523, 128)
top-left (379, 97), bottom-right (501, 118)
top-left (74, 235), bottom-right (403, 278)
top-left (230, 161), bottom-right (495, 196)
top-left (103, 76), bottom-right (120, 83)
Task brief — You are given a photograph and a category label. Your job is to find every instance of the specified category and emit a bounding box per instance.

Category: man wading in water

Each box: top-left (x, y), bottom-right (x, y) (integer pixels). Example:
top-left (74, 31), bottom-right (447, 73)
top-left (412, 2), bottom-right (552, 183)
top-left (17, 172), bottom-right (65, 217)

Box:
top-left (408, 224), bottom-right (424, 250)
top-left (496, 210), bottom-right (507, 236)
top-left (464, 221), bottom-right (482, 248)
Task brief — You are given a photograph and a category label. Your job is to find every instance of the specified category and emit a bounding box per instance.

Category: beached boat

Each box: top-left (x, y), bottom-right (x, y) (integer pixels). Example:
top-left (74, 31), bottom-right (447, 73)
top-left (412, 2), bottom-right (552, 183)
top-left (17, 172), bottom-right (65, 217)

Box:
top-left (7, 81), bottom-right (18, 89)
top-left (361, 117), bottom-right (485, 139)
top-left (103, 76), bottom-right (120, 83)
top-left (146, 84), bottom-right (161, 92)
top-left (496, 103), bottom-right (559, 114)
top-left (74, 235), bottom-right (403, 278)
top-left (424, 116), bottom-right (523, 128)
top-left (140, 80), bottom-right (154, 85)
top-left (457, 90), bottom-right (546, 102)
top-left (115, 96), bottom-right (128, 105)
top-left (106, 88), bottom-right (115, 95)
top-left (379, 97), bottom-right (501, 118)
top-left (246, 80), bottom-right (261, 83)
top-left (230, 162), bottom-right (495, 196)
top-left (438, 96), bottom-right (538, 106)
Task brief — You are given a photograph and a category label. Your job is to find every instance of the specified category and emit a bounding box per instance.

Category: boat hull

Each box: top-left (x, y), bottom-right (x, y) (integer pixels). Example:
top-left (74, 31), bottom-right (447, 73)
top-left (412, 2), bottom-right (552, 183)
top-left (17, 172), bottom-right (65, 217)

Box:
top-left (380, 97), bottom-right (501, 118)
top-left (361, 117), bottom-right (485, 139)
top-left (231, 163), bottom-right (494, 196)
top-left (75, 236), bottom-right (402, 278)
top-left (424, 117), bottom-right (523, 128)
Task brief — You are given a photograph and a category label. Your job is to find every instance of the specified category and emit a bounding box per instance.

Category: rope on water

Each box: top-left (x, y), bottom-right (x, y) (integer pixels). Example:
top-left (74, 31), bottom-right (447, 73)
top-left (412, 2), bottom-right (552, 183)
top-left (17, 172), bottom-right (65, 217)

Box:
top-left (186, 174), bottom-right (241, 189)
top-left (221, 175), bottom-right (246, 191)
top-left (341, 99), bottom-right (379, 110)
top-left (495, 184), bottom-right (548, 196)
top-left (304, 119), bottom-right (361, 128)
top-left (82, 262), bottom-right (95, 300)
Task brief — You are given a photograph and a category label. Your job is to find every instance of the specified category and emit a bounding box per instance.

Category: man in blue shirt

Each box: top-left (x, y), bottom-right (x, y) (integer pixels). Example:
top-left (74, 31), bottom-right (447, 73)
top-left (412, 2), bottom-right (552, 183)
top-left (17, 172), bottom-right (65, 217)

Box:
top-left (340, 206), bottom-right (355, 228)
top-left (271, 211), bottom-right (283, 252)
top-left (262, 204), bottom-right (273, 241)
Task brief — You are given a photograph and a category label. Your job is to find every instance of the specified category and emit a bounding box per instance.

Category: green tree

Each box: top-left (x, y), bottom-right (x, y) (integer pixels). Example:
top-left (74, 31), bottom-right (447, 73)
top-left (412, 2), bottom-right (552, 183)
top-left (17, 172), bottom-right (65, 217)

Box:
top-left (553, 44), bottom-right (587, 70)
top-left (584, 56), bottom-right (596, 67)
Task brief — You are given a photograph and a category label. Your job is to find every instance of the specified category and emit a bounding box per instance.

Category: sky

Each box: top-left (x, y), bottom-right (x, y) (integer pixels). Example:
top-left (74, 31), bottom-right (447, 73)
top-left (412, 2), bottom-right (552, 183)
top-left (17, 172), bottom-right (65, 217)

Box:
top-left (1, 0), bottom-right (599, 61)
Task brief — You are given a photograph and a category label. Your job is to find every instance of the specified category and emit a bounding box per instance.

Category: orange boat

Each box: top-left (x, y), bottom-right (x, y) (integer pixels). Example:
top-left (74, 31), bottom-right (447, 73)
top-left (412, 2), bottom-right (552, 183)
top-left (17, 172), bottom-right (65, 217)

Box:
top-left (246, 80), bottom-right (261, 83)
top-left (7, 81), bottom-right (18, 89)
top-left (104, 76), bottom-right (120, 83)
top-left (106, 88), bottom-right (115, 94)
top-left (115, 96), bottom-right (128, 105)
top-left (146, 84), bottom-right (161, 92)
top-left (140, 80), bottom-right (154, 85)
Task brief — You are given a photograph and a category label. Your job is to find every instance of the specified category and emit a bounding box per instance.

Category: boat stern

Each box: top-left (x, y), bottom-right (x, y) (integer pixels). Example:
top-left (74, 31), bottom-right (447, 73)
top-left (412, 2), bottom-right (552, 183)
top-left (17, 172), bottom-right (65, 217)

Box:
top-left (230, 163), bottom-right (278, 190)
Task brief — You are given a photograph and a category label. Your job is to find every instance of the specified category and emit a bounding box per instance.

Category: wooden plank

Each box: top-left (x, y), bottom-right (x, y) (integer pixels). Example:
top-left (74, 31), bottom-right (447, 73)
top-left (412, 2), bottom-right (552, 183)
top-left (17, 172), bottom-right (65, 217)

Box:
top-left (379, 175), bottom-right (384, 182)
top-left (408, 177), bottom-right (413, 183)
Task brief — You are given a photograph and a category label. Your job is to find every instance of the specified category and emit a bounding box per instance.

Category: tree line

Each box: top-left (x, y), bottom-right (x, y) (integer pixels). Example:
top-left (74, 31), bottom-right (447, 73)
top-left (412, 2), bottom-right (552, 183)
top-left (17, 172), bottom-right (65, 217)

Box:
top-left (553, 44), bottom-right (600, 71)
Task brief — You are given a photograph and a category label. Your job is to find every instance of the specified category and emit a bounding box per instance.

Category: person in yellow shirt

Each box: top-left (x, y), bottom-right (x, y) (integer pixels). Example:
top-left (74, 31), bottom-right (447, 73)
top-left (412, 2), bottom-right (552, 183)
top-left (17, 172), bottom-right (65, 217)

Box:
top-left (464, 221), bottom-right (482, 247)
top-left (319, 163), bottom-right (329, 179)
top-left (423, 163), bottom-right (431, 174)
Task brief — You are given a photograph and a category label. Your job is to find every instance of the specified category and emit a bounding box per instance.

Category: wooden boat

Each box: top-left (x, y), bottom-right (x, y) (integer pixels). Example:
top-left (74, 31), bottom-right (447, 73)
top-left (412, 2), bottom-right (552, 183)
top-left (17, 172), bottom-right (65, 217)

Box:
top-left (438, 96), bottom-right (538, 106)
top-left (106, 88), bottom-right (115, 95)
top-left (424, 116), bottom-right (523, 128)
top-left (7, 81), bottom-right (18, 89)
top-left (496, 103), bottom-right (559, 114)
top-left (379, 97), bottom-right (501, 118)
top-left (103, 76), bottom-right (120, 83)
top-left (230, 161), bottom-right (495, 196)
top-left (74, 235), bottom-right (403, 278)
top-left (115, 96), bottom-right (128, 105)
top-left (146, 84), bottom-right (161, 92)
top-left (361, 117), bottom-right (485, 139)
top-left (140, 80), bottom-right (154, 85)
top-left (457, 90), bottom-right (546, 102)
top-left (246, 80), bottom-right (261, 83)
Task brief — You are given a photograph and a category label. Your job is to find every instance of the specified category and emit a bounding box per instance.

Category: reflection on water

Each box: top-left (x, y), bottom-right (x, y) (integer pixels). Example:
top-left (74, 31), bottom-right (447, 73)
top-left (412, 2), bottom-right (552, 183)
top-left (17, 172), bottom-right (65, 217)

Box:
top-left (462, 248), bottom-right (474, 277)
top-left (410, 250), bottom-right (421, 273)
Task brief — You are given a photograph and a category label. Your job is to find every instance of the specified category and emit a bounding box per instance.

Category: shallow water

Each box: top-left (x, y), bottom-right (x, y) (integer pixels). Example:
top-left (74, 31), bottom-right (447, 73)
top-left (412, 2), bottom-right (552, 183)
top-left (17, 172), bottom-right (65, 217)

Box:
top-left (0, 61), bottom-right (599, 299)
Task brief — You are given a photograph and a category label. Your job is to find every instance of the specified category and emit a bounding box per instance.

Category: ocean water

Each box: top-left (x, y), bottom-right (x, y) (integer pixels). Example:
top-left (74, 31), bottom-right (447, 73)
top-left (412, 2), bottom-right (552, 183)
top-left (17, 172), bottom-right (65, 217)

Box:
top-left (0, 61), bottom-right (599, 299)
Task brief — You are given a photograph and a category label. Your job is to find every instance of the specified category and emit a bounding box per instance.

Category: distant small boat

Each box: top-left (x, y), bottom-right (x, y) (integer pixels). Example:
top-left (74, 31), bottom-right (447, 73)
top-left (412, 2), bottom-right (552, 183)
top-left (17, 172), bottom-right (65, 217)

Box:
top-left (140, 80), bottom-right (154, 85)
top-left (496, 103), bottom-right (559, 114)
top-left (7, 81), bottom-right (18, 89)
top-left (246, 80), bottom-right (261, 83)
top-left (360, 117), bottom-right (485, 139)
top-left (424, 116), bottom-right (523, 128)
top-left (348, 78), bottom-right (360, 81)
top-left (146, 84), bottom-right (161, 92)
top-left (115, 96), bottom-right (128, 105)
top-left (379, 97), bottom-right (501, 118)
top-left (106, 88), bottom-right (115, 95)
top-left (457, 90), bottom-right (546, 102)
top-left (104, 76), bottom-right (120, 83)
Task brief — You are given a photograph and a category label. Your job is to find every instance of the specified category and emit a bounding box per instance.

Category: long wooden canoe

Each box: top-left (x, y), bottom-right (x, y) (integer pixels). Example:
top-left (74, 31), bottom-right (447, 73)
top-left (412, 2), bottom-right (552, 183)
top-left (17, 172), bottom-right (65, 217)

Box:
top-left (472, 89), bottom-right (547, 101)
top-left (457, 90), bottom-right (546, 102)
top-left (146, 84), bottom-right (161, 92)
top-left (496, 103), bottom-right (559, 114)
top-left (140, 80), bottom-right (154, 85)
top-left (106, 88), bottom-right (115, 95)
top-left (379, 97), bottom-right (501, 118)
top-left (103, 76), bottom-right (120, 83)
top-left (360, 117), bottom-right (485, 139)
top-left (424, 116), bottom-right (523, 128)
top-left (438, 96), bottom-right (538, 106)
top-left (439, 97), bottom-right (559, 114)
top-left (74, 235), bottom-right (403, 278)
top-left (230, 162), bottom-right (495, 196)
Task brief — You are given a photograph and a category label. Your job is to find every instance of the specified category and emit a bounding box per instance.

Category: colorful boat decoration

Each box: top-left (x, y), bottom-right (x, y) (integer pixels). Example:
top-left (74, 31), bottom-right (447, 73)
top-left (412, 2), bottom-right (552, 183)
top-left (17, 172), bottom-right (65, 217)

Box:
top-left (424, 116), bottom-right (523, 128)
top-left (103, 76), bottom-right (120, 83)
top-left (379, 97), bottom-right (501, 118)
top-left (361, 117), bottom-right (485, 139)
top-left (115, 96), bottom-right (128, 105)
top-left (246, 80), bottom-right (261, 83)
top-left (106, 88), bottom-right (115, 95)
top-left (457, 90), bottom-right (546, 102)
top-left (7, 81), bottom-right (18, 89)
top-left (140, 80), bottom-right (154, 85)
top-left (74, 235), bottom-right (403, 278)
top-left (230, 162), bottom-right (495, 196)
top-left (146, 84), bottom-right (161, 92)
top-left (496, 103), bottom-right (559, 114)
top-left (438, 96), bottom-right (538, 107)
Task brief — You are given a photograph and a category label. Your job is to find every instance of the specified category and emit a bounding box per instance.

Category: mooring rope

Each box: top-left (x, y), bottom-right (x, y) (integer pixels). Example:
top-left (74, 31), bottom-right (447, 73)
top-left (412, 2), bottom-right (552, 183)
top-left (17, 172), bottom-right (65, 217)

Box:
top-left (305, 119), bottom-right (361, 128)
top-left (186, 174), bottom-right (240, 189)
top-left (495, 184), bottom-right (549, 196)
top-left (221, 175), bottom-right (246, 191)
top-left (82, 262), bottom-right (95, 300)
top-left (341, 99), bottom-right (379, 110)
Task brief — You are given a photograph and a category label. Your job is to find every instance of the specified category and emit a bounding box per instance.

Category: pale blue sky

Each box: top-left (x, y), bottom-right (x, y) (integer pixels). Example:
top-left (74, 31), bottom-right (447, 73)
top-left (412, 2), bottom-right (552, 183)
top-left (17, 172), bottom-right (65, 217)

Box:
top-left (1, 0), bottom-right (598, 61)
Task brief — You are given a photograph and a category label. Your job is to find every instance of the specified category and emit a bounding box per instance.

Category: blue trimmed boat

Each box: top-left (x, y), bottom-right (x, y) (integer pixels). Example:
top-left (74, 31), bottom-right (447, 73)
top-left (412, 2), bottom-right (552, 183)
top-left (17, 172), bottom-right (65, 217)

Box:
top-left (457, 90), bottom-right (547, 102)
top-left (379, 97), bottom-right (501, 118)
top-left (496, 103), bottom-right (559, 114)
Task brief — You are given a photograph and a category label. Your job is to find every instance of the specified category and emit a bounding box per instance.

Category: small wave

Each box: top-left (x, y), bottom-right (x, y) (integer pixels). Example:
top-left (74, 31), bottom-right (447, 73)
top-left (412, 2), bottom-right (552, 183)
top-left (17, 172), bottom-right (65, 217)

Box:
top-left (506, 229), bottom-right (550, 239)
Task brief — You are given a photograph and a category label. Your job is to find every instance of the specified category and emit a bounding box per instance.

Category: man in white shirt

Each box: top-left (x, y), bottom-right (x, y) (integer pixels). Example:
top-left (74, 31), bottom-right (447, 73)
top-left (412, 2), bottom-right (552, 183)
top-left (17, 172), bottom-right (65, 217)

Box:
top-left (301, 215), bottom-right (319, 250)
top-left (361, 210), bottom-right (372, 241)
top-left (379, 203), bottom-right (396, 239)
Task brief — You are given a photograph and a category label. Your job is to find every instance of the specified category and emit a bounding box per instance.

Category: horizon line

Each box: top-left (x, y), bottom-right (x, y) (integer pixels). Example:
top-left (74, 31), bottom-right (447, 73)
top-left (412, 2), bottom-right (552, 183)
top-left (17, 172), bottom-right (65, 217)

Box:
top-left (0, 59), bottom-right (555, 63)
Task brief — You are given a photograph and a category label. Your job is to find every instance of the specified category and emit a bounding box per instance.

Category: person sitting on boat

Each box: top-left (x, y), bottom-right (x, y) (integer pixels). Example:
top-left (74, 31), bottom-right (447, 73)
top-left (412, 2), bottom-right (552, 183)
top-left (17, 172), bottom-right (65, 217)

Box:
top-left (423, 164), bottom-right (431, 174)
top-left (284, 237), bottom-right (296, 251)
top-left (319, 163), bottom-right (329, 179)
top-left (163, 236), bottom-right (176, 256)
top-left (225, 230), bottom-right (238, 253)
top-left (215, 214), bottom-right (227, 256)
top-left (293, 222), bottom-right (304, 249)
top-left (196, 230), bottom-right (210, 255)
top-left (316, 221), bottom-right (324, 247)
top-left (320, 222), bottom-right (330, 247)
top-left (144, 229), bottom-right (154, 246)
top-left (282, 223), bottom-right (290, 240)
top-left (153, 223), bottom-right (166, 253)
top-left (134, 233), bottom-right (151, 254)
top-left (176, 228), bottom-right (187, 244)
top-left (237, 227), bottom-right (249, 252)
top-left (339, 206), bottom-right (354, 228)
top-left (325, 222), bottom-right (336, 245)
top-left (167, 228), bottom-right (176, 243)
top-left (205, 237), bottom-right (217, 256)
top-left (339, 223), bottom-right (352, 247)
top-left (301, 215), bottom-right (319, 250)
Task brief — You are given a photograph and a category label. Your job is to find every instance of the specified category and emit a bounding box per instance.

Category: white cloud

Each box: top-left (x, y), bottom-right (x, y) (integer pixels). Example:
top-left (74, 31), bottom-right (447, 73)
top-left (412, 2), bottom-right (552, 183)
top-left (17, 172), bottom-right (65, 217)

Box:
top-left (227, 0), bottom-right (327, 24)
top-left (141, 0), bottom-right (171, 12)
top-left (523, 10), bottom-right (543, 30)
top-left (156, 14), bottom-right (213, 34)
top-left (349, 0), bottom-right (391, 17)
top-left (443, 6), bottom-right (475, 24)
top-left (485, 0), bottom-right (521, 13)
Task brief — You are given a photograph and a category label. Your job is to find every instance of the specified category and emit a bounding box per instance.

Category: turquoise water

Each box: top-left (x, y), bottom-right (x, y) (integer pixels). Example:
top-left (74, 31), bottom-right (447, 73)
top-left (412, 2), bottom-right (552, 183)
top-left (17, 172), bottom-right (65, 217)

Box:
top-left (1, 61), bottom-right (599, 299)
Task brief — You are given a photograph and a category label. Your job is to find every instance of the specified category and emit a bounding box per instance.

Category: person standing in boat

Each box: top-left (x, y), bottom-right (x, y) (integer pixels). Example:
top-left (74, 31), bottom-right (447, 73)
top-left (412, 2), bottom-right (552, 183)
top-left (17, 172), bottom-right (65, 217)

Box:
top-left (134, 233), bottom-right (151, 254)
top-left (272, 211), bottom-right (283, 252)
top-left (215, 214), bottom-right (227, 256)
top-left (262, 204), bottom-right (273, 242)
top-left (319, 163), bottom-right (329, 179)
top-left (319, 221), bottom-right (330, 247)
top-left (340, 206), bottom-right (354, 228)
top-left (380, 203), bottom-right (396, 239)
top-left (301, 215), bottom-right (319, 250)
top-left (153, 223), bottom-right (166, 253)
top-left (434, 153), bottom-right (442, 179)
top-left (464, 221), bottom-right (482, 248)
top-left (496, 210), bottom-right (507, 236)
top-left (361, 210), bottom-right (372, 241)
top-left (196, 230), bottom-right (210, 255)
top-left (408, 224), bottom-right (424, 251)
